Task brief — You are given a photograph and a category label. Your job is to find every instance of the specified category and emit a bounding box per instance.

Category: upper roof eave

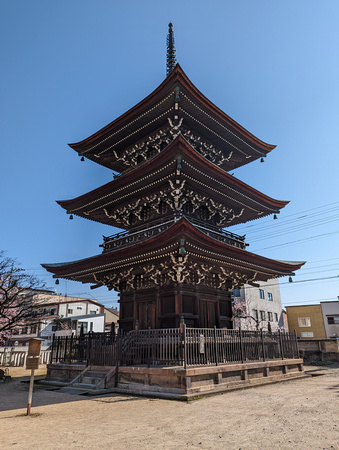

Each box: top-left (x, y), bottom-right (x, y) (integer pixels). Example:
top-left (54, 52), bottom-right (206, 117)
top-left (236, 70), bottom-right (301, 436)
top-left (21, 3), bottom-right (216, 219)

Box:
top-left (68, 64), bottom-right (275, 155)
top-left (57, 135), bottom-right (288, 219)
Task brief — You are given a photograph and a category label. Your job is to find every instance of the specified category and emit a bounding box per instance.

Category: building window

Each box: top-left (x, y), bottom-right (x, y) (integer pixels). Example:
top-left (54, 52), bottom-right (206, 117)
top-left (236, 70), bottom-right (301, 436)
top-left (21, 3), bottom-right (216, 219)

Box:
top-left (68, 309), bottom-right (73, 314)
top-left (78, 322), bottom-right (88, 333)
top-left (327, 316), bottom-right (339, 324)
top-left (232, 289), bottom-right (241, 297)
top-left (252, 309), bottom-right (258, 320)
top-left (77, 307), bottom-right (82, 310)
top-left (259, 289), bottom-right (265, 299)
top-left (268, 292), bottom-right (273, 301)
top-left (89, 311), bottom-right (97, 315)
top-left (274, 313), bottom-right (278, 322)
top-left (260, 310), bottom-right (266, 321)
top-left (298, 317), bottom-right (311, 327)
top-left (268, 312), bottom-right (273, 322)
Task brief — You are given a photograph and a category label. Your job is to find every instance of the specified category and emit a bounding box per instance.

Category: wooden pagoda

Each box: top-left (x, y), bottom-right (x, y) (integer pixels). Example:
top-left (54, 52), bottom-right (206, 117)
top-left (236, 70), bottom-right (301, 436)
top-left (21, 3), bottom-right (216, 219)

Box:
top-left (42, 27), bottom-right (304, 332)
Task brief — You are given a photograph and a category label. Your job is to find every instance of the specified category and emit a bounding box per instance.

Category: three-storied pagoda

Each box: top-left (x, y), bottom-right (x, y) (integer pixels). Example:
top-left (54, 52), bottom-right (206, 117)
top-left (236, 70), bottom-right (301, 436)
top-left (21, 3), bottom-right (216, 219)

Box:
top-left (43, 24), bottom-right (304, 332)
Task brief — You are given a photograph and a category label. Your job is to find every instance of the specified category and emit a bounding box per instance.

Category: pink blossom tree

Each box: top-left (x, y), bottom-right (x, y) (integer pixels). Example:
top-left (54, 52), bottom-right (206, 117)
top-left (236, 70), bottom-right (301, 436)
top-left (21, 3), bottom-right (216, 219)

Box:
top-left (0, 251), bottom-right (45, 345)
top-left (232, 295), bottom-right (281, 332)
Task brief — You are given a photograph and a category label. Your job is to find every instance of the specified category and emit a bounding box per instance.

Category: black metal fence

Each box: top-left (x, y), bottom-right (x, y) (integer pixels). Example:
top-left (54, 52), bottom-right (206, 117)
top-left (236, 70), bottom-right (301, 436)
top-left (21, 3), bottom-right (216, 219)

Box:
top-left (50, 327), bottom-right (299, 368)
top-left (50, 332), bottom-right (117, 366)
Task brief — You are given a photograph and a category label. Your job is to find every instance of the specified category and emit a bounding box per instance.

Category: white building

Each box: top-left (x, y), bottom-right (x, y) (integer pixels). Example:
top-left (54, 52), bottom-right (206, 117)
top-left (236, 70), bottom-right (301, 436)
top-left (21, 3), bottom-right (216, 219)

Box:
top-left (8, 292), bottom-right (118, 346)
top-left (232, 280), bottom-right (284, 331)
top-left (321, 301), bottom-right (339, 339)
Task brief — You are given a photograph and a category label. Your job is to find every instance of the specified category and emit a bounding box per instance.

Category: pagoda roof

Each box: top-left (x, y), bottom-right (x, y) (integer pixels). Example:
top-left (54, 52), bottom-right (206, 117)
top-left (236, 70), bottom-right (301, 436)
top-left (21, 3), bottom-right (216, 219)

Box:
top-left (69, 64), bottom-right (275, 172)
top-left (58, 135), bottom-right (288, 228)
top-left (42, 218), bottom-right (305, 286)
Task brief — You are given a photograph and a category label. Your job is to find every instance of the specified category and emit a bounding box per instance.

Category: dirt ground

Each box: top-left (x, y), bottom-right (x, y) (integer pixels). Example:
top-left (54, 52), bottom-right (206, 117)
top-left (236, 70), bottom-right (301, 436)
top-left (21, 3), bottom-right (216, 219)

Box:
top-left (0, 363), bottom-right (338, 450)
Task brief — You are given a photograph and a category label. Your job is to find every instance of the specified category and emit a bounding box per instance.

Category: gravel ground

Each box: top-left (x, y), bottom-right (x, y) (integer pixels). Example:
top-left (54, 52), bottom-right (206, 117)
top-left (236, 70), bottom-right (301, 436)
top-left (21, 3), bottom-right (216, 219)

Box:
top-left (0, 363), bottom-right (338, 449)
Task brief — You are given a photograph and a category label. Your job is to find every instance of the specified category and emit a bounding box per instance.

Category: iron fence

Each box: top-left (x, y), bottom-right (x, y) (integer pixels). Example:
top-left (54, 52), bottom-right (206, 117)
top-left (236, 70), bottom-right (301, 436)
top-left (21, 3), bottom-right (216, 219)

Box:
top-left (49, 327), bottom-right (299, 368)
top-left (184, 328), bottom-right (298, 367)
top-left (50, 332), bottom-right (116, 365)
top-left (120, 328), bottom-right (182, 366)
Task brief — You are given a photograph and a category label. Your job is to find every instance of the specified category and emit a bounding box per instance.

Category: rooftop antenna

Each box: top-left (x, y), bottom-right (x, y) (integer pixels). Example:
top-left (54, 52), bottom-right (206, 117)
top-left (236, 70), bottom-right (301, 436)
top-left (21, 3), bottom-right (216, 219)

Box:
top-left (166, 22), bottom-right (177, 76)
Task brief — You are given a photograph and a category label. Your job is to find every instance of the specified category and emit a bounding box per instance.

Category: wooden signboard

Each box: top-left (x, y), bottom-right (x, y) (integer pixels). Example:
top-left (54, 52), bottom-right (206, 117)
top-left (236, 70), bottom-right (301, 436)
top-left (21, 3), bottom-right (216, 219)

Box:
top-left (26, 357), bottom-right (40, 370)
top-left (26, 338), bottom-right (44, 415)
top-left (28, 339), bottom-right (42, 357)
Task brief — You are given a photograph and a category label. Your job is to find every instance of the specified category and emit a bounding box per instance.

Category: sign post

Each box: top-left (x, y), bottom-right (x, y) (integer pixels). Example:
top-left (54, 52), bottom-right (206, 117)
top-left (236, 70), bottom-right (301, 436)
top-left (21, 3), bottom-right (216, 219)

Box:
top-left (26, 338), bottom-right (43, 416)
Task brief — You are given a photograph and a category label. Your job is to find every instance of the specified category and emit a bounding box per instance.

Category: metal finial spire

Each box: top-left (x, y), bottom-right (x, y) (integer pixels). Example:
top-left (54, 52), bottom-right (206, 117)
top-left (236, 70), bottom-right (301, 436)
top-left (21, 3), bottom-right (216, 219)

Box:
top-left (166, 22), bottom-right (177, 76)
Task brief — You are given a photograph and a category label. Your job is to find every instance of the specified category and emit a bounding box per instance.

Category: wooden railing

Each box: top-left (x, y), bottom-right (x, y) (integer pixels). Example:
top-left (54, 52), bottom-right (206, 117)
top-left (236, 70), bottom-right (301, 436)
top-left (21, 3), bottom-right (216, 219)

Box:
top-left (101, 217), bottom-right (246, 253)
top-left (50, 328), bottom-right (299, 368)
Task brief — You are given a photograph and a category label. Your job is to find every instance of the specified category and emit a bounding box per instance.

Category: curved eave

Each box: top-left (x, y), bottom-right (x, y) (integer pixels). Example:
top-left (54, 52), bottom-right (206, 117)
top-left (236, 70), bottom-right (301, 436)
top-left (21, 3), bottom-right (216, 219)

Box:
top-left (58, 135), bottom-right (288, 226)
top-left (69, 64), bottom-right (275, 157)
top-left (41, 218), bottom-right (305, 283)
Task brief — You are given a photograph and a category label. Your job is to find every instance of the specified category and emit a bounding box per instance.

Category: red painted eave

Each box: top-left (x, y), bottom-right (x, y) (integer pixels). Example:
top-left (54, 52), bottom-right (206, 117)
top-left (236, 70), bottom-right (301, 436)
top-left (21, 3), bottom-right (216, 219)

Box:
top-left (58, 135), bottom-right (288, 214)
top-left (41, 218), bottom-right (305, 279)
top-left (69, 64), bottom-right (275, 154)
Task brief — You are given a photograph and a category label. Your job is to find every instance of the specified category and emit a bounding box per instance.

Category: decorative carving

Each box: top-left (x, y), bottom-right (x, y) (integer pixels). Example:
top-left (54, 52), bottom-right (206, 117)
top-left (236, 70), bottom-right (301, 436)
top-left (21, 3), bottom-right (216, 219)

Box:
top-left (93, 268), bottom-right (134, 292)
top-left (102, 180), bottom-right (243, 228)
top-left (220, 267), bottom-right (258, 290)
top-left (93, 256), bottom-right (257, 293)
top-left (181, 128), bottom-right (233, 166)
top-left (109, 118), bottom-right (233, 169)
top-left (112, 127), bottom-right (174, 168)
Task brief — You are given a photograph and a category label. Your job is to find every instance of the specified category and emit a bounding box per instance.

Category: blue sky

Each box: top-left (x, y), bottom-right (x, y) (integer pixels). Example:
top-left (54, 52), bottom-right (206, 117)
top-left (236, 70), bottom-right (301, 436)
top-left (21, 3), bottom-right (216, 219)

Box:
top-left (1, 1), bottom-right (339, 309)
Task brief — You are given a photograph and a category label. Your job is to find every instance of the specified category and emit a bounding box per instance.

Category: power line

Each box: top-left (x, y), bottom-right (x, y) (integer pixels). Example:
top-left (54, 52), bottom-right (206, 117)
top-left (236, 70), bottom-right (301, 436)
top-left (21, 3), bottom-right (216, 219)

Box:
top-left (248, 215), bottom-right (339, 242)
top-left (253, 230), bottom-right (339, 252)
top-left (231, 201), bottom-right (339, 233)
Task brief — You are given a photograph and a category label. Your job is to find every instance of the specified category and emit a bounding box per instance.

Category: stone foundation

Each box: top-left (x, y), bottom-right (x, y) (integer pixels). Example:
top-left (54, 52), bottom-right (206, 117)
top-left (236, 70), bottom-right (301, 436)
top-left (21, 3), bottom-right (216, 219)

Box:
top-left (47, 359), bottom-right (305, 399)
top-left (115, 359), bottom-right (304, 398)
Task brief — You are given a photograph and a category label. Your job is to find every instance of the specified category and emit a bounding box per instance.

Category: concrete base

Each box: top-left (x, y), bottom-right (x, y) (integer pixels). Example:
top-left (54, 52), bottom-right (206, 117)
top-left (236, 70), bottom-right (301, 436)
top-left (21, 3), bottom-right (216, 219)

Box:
top-left (47, 359), bottom-right (305, 399)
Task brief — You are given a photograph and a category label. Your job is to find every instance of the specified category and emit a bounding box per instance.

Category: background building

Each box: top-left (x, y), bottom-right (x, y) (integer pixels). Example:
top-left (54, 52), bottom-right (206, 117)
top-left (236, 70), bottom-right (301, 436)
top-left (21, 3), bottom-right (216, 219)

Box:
top-left (286, 301), bottom-right (339, 339)
top-left (232, 280), bottom-right (284, 331)
top-left (321, 301), bottom-right (339, 339)
top-left (7, 291), bottom-right (119, 346)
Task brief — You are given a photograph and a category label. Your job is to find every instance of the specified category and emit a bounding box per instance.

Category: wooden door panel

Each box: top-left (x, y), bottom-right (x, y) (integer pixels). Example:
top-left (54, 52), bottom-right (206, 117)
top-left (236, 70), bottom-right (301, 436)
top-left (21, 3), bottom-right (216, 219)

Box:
top-left (199, 300), bottom-right (216, 328)
top-left (138, 301), bottom-right (156, 329)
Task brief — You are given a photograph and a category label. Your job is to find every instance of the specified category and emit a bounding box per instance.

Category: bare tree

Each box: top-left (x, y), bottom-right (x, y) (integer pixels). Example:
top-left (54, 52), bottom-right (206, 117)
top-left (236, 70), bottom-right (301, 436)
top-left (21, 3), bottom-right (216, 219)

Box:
top-left (0, 251), bottom-right (45, 344)
top-left (232, 295), bottom-right (280, 332)
top-left (232, 297), bottom-right (263, 330)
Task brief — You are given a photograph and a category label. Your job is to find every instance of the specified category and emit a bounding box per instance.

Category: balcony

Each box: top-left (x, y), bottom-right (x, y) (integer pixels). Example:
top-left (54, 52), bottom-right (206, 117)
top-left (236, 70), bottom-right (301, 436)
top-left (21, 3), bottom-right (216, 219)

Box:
top-left (101, 216), bottom-right (246, 253)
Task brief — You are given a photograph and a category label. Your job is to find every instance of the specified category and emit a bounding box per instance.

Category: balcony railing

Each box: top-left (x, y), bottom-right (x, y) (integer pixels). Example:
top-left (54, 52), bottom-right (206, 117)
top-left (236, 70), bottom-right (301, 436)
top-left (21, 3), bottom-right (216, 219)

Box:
top-left (101, 216), bottom-right (246, 253)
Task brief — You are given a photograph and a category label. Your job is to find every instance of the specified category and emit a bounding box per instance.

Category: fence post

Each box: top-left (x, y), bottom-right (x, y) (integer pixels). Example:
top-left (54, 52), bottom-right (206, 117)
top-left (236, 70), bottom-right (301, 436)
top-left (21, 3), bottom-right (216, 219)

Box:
top-left (50, 335), bottom-right (55, 364)
top-left (261, 329), bottom-right (266, 362)
top-left (147, 331), bottom-right (151, 368)
top-left (69, 333), bottom-right (74, 364)
top-left (63, 336), bottom-right (68, 362)
top-left (214, 326), bottom-right (218, 366)
top-left (115, 333), bottom-right (120, 387)
top-left (294, 329), bottom-right (299, 359)
top-left (278, 330), bottom-right (284, 360)
top-left (87, 332), bottom-right (92, 366)
top-left (239, 326), bottom-right (245, 363)
top-left (56, 336), bottom-right (60, 363)
top-left (180, 321), bottom-right (187, 369)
